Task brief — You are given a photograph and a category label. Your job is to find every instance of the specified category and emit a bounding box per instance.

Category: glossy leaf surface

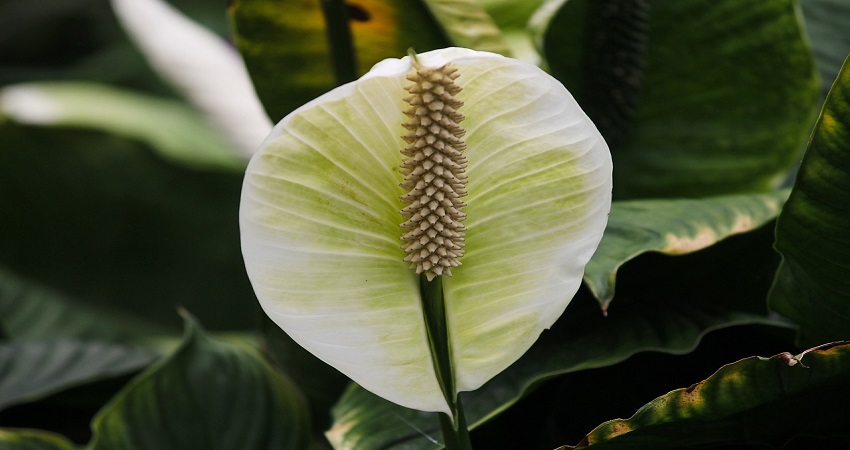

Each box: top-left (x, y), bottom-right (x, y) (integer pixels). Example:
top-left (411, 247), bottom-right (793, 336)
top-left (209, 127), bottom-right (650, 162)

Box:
top-left (573, 343), bottom-right (850, 448)
top-left (537, 0), bottom-right (820, 198)
top-left (88, 315), bottom-right (312, 450)
top-left (0, 268), bottom-right (164, 342)
top-left (770, 54), bottom-right (850, 345)
top-left (0, 340), bottom-right (154, 410)
top-left (586, 191), bottom-right (788, 308)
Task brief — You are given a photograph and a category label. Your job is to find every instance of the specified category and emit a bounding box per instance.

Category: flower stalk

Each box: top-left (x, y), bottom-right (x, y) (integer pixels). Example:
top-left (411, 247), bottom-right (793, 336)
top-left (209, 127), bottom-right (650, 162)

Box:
top-left (420, 275), bottom-right (473, 450)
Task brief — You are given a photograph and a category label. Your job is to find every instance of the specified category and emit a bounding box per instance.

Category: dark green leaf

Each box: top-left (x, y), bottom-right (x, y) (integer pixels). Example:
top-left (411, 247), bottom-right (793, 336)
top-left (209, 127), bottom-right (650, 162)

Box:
top-left (801, 0), bottom-right (850, 97)
top-left (572, 342), bottom-right (850, 449)
top-left (586, 191), bottom-right (788, 309)
top-left (328, 226), bottom-right (791, 449)
top-left (0, 125), bottom-right (258, 331)
top-left (769, 53), bottom-right (850, 345)
top-left (0, 268), bottom-right (165, 342)
top-left (538, 0), bottom-right (820, 198)
top-left (0, 340), bottom-right (154, 410)
top-left (0, 1), bottom-right (165, 94)
top-left (88, 314), bottom-right (312, 450)
top-left (229, 0), bottom-right (450, 122)
top-left (261, 317), bottom-right (349, 435)
top-left (0, 428), bottom-right (77, 450)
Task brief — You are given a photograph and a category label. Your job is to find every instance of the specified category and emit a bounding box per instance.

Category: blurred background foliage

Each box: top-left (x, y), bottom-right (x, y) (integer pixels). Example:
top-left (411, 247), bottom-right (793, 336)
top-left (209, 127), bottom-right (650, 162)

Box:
top-left (1, 0), bottom-right (850, 449)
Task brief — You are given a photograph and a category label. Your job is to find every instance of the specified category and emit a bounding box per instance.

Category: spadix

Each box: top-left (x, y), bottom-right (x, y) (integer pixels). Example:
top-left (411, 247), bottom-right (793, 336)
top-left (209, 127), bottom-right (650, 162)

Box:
top-left (240, 48), bottom-right (612, 414)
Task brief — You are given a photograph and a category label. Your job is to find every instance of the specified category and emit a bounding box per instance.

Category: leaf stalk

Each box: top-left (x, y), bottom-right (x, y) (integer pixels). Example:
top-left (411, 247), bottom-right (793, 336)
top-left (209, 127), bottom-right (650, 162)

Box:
top-left (320, 0), bottom-right (358, 85)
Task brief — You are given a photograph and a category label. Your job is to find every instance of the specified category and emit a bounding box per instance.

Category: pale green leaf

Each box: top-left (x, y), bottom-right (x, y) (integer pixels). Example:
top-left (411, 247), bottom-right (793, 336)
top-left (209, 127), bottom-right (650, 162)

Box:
top-left (480, 0), bottom-right (545, 29)
top-left (240, 48), bottom-right (611, 412)
top-left (421, 0), bottom-right (511, 55)
top-left (0, 82), bottom-right (243, 170)
top-left (479, 0), bottom-right (546, 64)
top-left (0, 428), bottom-right (77, 450)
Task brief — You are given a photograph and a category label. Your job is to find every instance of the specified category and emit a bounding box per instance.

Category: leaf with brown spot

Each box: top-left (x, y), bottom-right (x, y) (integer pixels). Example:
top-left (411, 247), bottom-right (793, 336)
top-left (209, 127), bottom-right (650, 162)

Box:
top-left (229, 0), bottom-right (449, 122)
top-left (571, 342), bottom-right (850, 449)
top-left (585, 191), bottom-right (788, 310)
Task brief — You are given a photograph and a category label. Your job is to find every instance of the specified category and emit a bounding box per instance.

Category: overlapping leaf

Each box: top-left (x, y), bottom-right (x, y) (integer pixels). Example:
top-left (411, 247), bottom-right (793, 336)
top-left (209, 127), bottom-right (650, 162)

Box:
top-left (420, 0), bottom-right (509, 55)
top-left (0, 268), bottom-right (163, 342)
top-left (586, 191), bottom-right (788, 309)
top-left (571, 343), bottom-right (850, 449)
top-left (770, 53), bottom-right (850, 345)
top-left (88, 315), bottom-right (312, 450)
top-left (229, 0), bottom-right (450, 121)
top-left (801, 0), bottom-right (850, 97)
top-left (477, 0), bottom-right (545, 63)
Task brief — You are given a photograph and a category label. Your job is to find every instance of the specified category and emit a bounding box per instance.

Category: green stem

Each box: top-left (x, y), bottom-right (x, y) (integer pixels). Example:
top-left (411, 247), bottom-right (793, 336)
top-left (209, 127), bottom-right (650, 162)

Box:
top-left (438, 395), bottom-right (472, 450)
top-left (420, 275), bottom-right (473, 450)
top-left (320, 0), bottom-right (358, 85)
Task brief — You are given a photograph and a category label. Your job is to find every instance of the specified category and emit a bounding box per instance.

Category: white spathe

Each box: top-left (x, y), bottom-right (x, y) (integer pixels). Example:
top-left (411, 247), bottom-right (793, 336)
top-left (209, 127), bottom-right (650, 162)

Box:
top-left (240, 48), bottom-right (612, 413)
top-left (111, 0), bottom-right (272, 157)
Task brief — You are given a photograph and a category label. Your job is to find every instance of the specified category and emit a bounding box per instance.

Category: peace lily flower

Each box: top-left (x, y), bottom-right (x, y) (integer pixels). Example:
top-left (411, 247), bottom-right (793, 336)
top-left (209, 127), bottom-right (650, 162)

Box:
top-left (240, 48), bottom-right (612, 414)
